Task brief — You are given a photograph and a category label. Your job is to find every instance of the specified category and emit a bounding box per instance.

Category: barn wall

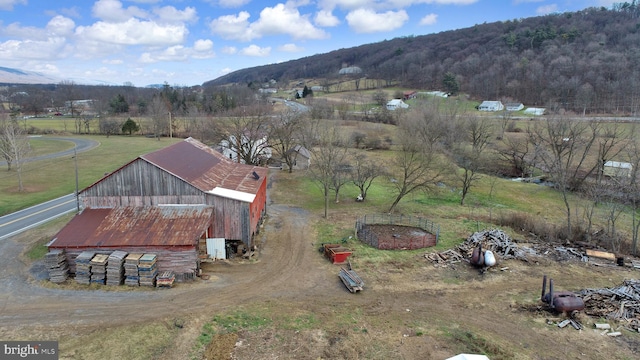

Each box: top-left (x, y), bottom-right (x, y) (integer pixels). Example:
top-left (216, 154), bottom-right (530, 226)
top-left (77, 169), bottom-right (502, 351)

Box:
top-left (59, 246), bottom-right (198, 281)
top-left (81, 159), bottom-right (205, 208)
top-left (206, 195), bottom-right (251, 245)
top-left (249, 177), bottom-right (268, 235)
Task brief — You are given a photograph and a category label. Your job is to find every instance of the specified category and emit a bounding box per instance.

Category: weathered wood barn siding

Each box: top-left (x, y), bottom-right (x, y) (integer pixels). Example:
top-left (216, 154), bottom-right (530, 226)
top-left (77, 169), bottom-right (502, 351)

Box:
top-left (58, 246), bottom-right (198, 280)
top-left (205, 179), bottom-right (267, 247)
top-left (208, 195), bottom-right (251, 244)
top-left (81, 159), bottom-right (206, 208)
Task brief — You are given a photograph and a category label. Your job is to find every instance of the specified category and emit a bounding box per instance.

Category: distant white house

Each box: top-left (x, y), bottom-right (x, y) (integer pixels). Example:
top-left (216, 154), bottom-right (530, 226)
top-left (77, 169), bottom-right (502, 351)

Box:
top-left (477, 101), bottom-right (504, 112)
top-left (218, 131), bottom-right (272, 165)
top-left (386, 99), bottom-right (409, 110)
top-left (604, 161), bottom-right (633, 178)
top-left (524, 107), bottom-right (545, 116)
top-left (505, 103), bottom-right (524, 111)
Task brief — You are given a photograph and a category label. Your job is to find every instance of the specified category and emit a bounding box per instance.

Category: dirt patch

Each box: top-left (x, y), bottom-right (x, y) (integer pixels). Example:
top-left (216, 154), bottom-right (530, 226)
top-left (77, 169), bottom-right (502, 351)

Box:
top-left (359, 224), bottom-right (437, 249)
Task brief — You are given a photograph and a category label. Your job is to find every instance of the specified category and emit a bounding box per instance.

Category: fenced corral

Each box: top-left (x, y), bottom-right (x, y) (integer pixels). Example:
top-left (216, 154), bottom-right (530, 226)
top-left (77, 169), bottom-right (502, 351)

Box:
top-left (355, 214), bottom-right (440, 250)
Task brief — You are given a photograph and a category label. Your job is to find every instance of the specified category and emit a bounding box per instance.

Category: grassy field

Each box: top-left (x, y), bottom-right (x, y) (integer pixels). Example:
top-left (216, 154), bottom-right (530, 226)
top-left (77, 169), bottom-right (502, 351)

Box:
top-left (0, 135), bottom-right (182, 215)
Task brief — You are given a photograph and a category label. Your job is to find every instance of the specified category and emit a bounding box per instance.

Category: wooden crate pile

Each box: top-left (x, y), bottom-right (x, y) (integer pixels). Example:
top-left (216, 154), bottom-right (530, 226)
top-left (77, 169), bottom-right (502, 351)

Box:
top-left (45, 249), bottom-right (69, 283)
top-left (124, 253), bottom-right (143, 286)
top-left (156, 271), bottom-right (176, 288)
top-left (75, 251), bottom-right (95, 285)
top-left (106, 251), bottom-right (128, 286)
top-left (138, 254), bottom-right (158, 287)
top-left (90, 254), bottom-right (109, 285)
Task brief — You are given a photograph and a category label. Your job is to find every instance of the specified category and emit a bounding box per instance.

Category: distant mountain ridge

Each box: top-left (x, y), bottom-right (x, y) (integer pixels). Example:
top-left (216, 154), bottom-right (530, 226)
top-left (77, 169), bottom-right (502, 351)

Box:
top-left (0, 67), bottom-right (61, 85)
top-left (203, 6), bottom-right (640, 115)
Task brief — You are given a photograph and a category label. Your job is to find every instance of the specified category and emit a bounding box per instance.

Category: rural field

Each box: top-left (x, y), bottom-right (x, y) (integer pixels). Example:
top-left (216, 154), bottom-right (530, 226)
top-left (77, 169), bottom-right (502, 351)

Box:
top-left (1, 125), bottom-right (640, 359)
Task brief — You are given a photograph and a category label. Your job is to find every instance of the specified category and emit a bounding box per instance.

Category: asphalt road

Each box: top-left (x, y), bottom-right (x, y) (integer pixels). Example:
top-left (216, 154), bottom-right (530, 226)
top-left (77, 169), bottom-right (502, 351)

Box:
top-left (0, 136), bottom-right (98, 167)
top-left (0, 137), bottom-right (98, 240)
top-left (0, 193), bottom-right (77, 241)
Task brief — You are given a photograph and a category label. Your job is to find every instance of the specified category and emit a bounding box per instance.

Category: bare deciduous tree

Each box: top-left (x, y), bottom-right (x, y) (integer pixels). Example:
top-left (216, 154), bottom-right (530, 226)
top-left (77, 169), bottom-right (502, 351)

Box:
top-left (0, 114), bottom-right (31, 191)
top-left (387, 105), bottom-right (448, 213)
top-left (351, 153), bottom-right (384, 201)
top-left (215, 105), bottom-right (273, 165)
top-left (454, 116), bottom-right (493, 205)
top-left (308, 122), bottom-right (350, 218)
top-left (529, 115), bottom-right (600, 238)
top-left (269, 108), bottom-right (305, 173)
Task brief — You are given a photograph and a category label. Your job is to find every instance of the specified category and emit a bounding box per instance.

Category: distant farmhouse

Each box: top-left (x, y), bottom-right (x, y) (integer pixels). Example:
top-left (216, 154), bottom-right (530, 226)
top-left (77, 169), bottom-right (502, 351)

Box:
top-left (505, 103), bottom-right (524, 111)
top-left (477, 101), bottom-right (504, 112)
top-left (386, 99), bottom-right (409, 111)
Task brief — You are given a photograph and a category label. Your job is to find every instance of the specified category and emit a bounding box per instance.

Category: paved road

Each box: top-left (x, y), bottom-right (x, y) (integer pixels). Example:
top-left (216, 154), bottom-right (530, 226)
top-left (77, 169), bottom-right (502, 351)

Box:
top-left (0, 137), bottom-right (97, 240)
top-left (0, 193), bottom-right (77, 241)
top-left (0, 136), bottom-right (98, 167)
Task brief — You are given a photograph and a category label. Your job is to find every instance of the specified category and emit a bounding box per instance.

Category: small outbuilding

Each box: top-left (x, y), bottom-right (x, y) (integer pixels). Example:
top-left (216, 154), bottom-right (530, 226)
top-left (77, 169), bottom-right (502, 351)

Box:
top-left (604, 160), bottom-right (633, 178)
top-left (284, 145), bottom-right (311, 170)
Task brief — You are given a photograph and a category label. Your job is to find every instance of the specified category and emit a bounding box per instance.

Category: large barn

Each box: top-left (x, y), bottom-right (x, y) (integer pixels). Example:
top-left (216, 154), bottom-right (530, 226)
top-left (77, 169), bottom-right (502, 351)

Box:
top-left (48, 137), bottom-right (268, 280)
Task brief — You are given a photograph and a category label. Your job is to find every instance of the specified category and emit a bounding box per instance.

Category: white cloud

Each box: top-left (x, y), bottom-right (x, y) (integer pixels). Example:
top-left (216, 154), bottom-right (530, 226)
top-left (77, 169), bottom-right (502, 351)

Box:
top-left (217, 0), bottom-right (252, 7)
top-left (241, 44), bottom-right (271, 57)
top-left (318, 0), bottom-right (478, 11)
top-left (0, 38), bottom-right (70, 61)
top-left (315, 10), bottom-right (340, 27)
top-left (194, 39), bottom-right (213, 52)
top-left (279, 43), bottom-right (304, 52)
top-left (92, 0), bottom-right (148, 22)
top-left (46, 16), bottom-right (76, 36)
top-left (209, 11), bottom-right (253, 41)
top-left (221, 46), bottom-right (237, 54)
top-left (153, 6), bottom-right (198, 24)
top-left (76, 18), bottom-right (187, 46)
top-left (346, 8), bottom-right (408, 33)
top-left (0, 0), bottom-right (27, 11)
top-left (536, 4), bottom-right (558, 15)
top-left (103, 59), bottom-right (124, 64)
top-left (419, 13), bottom-right (438, 26)
top-left (209, 4), bottom-right (328, 41)
top-left (139, 39), bottom-right (215, 63)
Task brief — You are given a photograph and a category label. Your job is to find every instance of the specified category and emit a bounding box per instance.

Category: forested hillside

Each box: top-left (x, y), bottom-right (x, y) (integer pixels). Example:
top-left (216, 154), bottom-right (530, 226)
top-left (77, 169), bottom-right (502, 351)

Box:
top-left (205, 5), bottom-right (640, 115)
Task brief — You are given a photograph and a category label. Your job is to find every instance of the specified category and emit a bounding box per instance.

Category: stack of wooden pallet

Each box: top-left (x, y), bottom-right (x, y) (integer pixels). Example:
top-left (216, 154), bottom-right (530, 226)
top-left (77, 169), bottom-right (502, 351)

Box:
top-left (75, 251), bottom-right (95, 285)
top-left (124, 253), bottom-right (143, 286)
top-left (45, 249), bottom-right (69, 283)
top-left (138, 253), bottom-right (158, 287)
top-left (156, 271), bottom-right (175, 288)
top-left (90, 254), bottom-right (109, 285)
top-left (106, 251), bottom-right (128, 285)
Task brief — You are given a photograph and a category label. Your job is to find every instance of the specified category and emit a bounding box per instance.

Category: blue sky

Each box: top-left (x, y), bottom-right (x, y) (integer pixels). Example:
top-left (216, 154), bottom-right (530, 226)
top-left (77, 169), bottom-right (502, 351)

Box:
top-left (0, 0), bottom-right (619, 87)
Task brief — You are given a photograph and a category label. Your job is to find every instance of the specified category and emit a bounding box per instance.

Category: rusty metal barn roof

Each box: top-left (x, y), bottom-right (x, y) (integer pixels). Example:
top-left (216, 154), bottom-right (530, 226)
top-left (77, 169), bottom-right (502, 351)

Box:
top-left (48, 205), bottom-right (213, 248)
top-left (141, 137), bottom-right (267, 194)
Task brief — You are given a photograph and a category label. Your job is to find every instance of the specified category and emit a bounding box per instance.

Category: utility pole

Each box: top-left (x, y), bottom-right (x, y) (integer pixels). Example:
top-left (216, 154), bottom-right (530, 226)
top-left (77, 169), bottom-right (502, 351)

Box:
top-left (169, 111), bottom-right (172, 138)
top-left (74, 146), bottom-right (80, 213)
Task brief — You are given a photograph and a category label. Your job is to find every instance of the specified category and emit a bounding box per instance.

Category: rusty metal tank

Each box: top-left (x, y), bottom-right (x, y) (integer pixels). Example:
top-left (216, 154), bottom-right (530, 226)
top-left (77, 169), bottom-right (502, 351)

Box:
top-left (541, 275), bottom-right (585, 313)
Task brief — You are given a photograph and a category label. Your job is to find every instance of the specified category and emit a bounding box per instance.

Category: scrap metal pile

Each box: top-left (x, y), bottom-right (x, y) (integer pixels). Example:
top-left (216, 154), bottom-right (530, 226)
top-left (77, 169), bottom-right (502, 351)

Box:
top-left (425, 229), bottom-right (592, 267)
top-left (579, 279), bottom-right (640, 332)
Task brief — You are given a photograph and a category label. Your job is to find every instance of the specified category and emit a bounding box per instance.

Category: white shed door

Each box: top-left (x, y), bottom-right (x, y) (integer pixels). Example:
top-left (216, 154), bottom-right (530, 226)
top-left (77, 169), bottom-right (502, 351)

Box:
top-left (206, 238), bottom-right (226, 259)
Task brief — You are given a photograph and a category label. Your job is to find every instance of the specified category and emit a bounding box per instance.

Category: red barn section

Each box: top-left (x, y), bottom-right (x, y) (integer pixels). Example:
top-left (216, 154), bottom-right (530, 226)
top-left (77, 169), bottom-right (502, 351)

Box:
top-left (49, 137), bottom-right (268, 279)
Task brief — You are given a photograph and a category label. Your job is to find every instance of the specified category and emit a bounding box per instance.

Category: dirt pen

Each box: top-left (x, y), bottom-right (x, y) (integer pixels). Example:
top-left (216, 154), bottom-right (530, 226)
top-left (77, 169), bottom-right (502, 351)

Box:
top-left (355, 214), bottom-right (439, 250)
